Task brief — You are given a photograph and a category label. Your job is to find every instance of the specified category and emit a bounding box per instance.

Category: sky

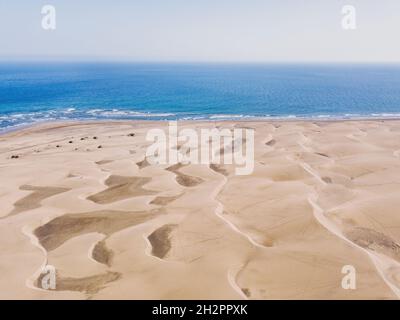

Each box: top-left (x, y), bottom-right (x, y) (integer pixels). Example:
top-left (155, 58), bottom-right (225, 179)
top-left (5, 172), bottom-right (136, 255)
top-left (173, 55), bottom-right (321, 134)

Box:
top-left (0, 0), bottom-right (399, 62)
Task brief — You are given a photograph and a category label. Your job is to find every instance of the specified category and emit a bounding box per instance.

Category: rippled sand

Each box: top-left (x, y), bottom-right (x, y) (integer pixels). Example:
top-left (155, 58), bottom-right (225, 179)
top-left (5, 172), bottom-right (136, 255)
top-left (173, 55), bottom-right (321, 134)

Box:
top-left (1, 120), bottom-right (400, 299)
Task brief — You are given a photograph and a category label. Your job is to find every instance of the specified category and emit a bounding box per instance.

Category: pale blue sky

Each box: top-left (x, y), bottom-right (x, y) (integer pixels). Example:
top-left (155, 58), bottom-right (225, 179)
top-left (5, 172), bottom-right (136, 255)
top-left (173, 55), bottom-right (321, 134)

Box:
top-left (1, 0), bottom-right (399, 62)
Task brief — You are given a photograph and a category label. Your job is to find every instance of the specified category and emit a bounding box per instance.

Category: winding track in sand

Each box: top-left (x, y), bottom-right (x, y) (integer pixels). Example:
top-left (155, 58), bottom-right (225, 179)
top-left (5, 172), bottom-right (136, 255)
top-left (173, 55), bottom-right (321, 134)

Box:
top-left (209, 164), bottom-right (267, 300)
top-left (213, 176), bottom-right (267, 250)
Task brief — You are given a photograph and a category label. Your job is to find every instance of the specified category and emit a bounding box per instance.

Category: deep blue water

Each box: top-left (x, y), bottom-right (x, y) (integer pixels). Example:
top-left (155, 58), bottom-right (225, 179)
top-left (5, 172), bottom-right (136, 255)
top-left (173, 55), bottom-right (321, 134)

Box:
top-left (1, 62), bottom-right (400, 130)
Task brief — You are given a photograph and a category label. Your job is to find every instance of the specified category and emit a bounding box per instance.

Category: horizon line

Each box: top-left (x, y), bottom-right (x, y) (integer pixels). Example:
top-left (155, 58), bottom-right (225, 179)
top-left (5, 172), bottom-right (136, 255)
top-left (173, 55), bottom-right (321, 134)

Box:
top-left (1, 57), bottom-right (400, 65)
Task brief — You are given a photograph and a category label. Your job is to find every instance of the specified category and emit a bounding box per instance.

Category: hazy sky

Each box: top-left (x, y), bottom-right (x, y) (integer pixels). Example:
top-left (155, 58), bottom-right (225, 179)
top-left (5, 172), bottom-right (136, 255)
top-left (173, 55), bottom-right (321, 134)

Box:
top-left (1, 0), bottom-right (399, 62)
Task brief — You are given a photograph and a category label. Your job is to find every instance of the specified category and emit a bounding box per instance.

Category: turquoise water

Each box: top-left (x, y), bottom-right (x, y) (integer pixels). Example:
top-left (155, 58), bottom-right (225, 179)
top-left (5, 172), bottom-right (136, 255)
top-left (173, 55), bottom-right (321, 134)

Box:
top-left (1, 62), bottom-right (400, 129)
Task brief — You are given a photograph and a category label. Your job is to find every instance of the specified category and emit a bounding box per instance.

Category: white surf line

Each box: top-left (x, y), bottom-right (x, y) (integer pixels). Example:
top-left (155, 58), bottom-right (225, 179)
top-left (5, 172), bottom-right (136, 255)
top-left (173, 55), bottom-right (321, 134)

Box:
top-left (21, 225), bottom-right (50, 292)
top-left (308, 195), bottom-right (400, 298)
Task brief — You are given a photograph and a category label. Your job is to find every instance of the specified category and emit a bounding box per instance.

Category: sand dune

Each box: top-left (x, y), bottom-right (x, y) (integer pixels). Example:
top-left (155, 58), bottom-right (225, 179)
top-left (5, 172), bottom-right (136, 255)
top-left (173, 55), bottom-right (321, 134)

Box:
top-left (1, 120), bottom-right (400, 299)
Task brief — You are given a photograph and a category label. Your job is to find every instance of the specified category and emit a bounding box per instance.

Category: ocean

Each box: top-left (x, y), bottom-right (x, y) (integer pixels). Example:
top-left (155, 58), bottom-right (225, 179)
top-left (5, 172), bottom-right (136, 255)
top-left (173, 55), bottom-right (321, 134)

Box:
top-left (1, 62), bottom-right (400, 130)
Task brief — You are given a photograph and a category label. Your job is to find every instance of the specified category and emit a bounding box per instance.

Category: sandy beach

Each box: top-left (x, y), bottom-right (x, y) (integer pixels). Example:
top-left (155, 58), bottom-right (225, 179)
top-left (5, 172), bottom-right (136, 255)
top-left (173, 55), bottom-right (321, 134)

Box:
top-left (1, 120), bottom-right (400, 300)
